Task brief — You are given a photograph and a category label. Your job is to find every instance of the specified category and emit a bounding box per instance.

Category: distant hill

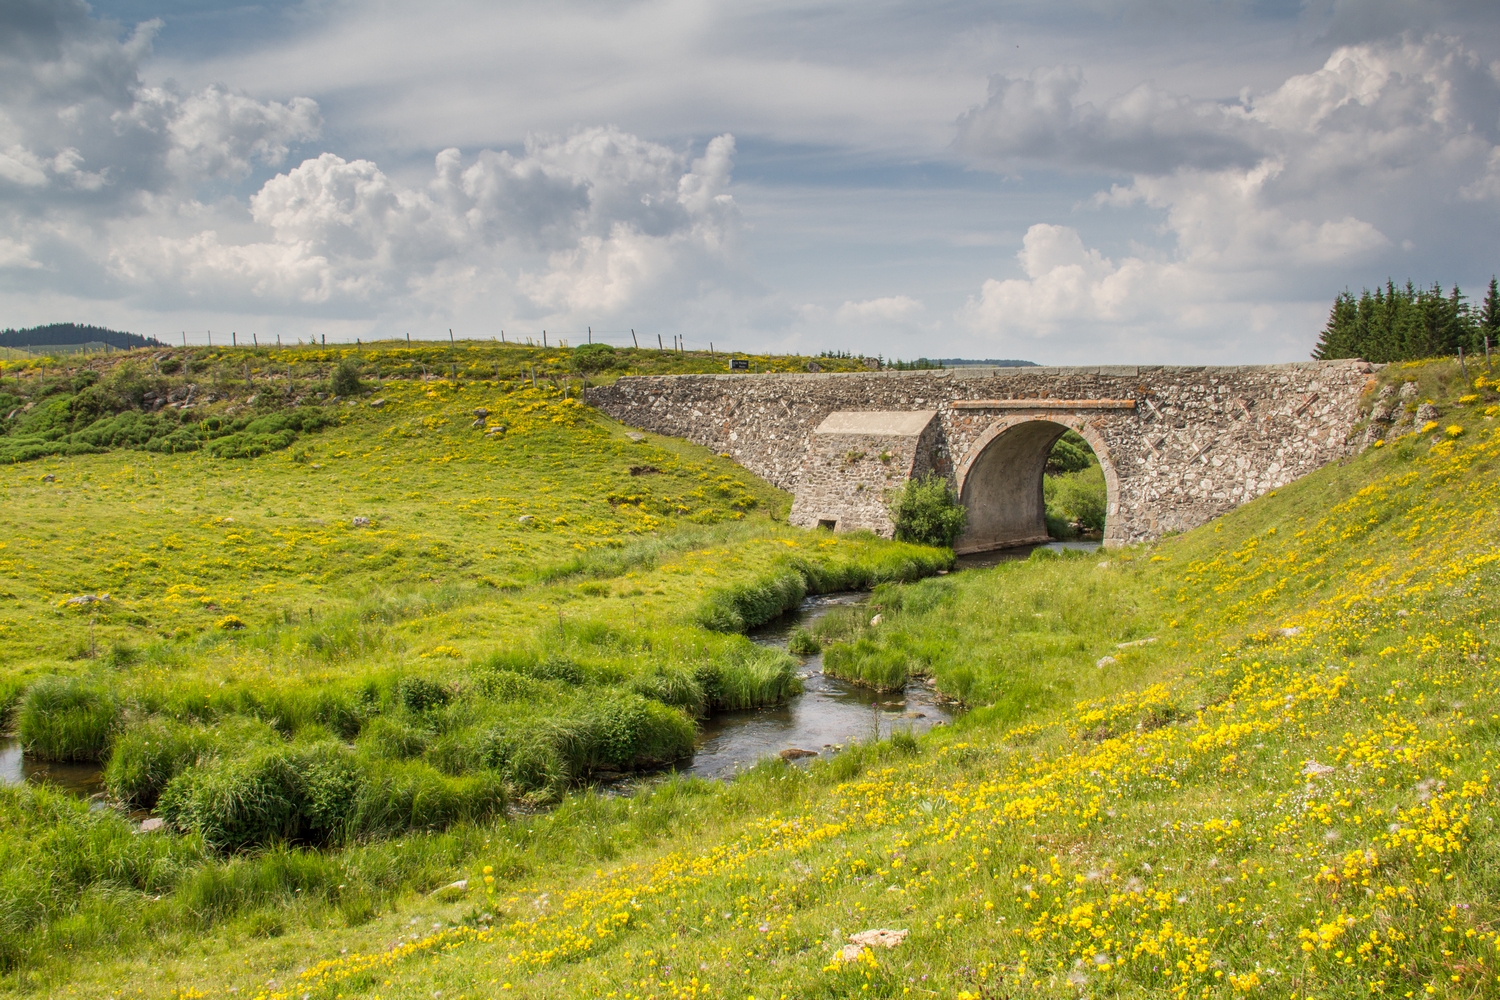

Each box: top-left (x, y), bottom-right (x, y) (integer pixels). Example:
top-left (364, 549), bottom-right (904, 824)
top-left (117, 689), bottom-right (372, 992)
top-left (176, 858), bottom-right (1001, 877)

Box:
top-left (0, 323), bottom-right (164, 351)
top-left (935, 358), bottom-right (1038, 367)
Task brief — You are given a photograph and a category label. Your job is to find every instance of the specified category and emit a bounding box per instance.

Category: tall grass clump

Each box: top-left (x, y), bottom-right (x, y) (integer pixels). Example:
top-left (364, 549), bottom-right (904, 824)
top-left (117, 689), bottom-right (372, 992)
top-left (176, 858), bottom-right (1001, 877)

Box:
top-left (105, 717), bottom-right (280, 809)
top-left (822, 635), bottom-right (911, 692)
top-left (17, 676), bottom-right (118, 761)
top-left (158, 742), bottom-right (364, 851)
top-left (698, 649), bottom-right (803, 711)
top-left (349, 760), bottom-right (505, 837)
top-left (695, 543), bottom-right (952, 633)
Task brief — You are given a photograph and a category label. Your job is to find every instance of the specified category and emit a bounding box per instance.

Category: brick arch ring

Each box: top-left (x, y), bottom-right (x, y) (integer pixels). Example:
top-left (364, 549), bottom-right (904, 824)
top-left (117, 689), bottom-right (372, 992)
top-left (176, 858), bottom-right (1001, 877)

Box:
top-left (951, 413), bottom-right (1124, 551)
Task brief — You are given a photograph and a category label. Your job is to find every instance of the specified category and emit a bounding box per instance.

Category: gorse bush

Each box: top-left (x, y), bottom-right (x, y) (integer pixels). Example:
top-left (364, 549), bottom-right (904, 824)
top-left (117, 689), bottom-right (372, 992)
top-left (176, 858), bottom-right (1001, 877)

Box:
top-left (889, 474), bottom-right (967, 548)
top-left (17, 676), bottom-right (118, 761)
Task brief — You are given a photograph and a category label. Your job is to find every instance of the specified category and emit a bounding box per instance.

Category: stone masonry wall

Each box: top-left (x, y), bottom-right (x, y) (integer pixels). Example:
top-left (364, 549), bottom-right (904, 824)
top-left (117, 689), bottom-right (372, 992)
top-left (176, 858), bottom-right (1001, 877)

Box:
top-left (588, 361), bottom-right (1375, 546)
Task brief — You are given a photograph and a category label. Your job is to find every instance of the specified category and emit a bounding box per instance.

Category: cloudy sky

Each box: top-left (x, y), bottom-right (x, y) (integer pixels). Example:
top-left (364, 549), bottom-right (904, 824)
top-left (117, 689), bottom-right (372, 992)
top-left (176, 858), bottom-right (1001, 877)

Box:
top-left (4, 0), bottom-right (1500, 362)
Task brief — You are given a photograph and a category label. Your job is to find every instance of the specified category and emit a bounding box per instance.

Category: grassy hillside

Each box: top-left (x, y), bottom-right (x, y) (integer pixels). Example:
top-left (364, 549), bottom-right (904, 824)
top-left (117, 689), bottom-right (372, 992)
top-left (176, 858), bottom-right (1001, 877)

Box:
top-left (3, 356), bottom-right (1497, 1000)
top-left (0, 345), bottom-right (949, 990)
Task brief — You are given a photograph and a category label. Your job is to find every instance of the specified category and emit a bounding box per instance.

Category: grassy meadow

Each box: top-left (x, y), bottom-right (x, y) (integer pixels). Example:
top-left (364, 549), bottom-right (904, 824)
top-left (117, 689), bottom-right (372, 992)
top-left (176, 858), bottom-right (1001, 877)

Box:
top-left (0, 341), bottom-right (949, 990)
top-left (0, 348), bottom-right (1497, 1000)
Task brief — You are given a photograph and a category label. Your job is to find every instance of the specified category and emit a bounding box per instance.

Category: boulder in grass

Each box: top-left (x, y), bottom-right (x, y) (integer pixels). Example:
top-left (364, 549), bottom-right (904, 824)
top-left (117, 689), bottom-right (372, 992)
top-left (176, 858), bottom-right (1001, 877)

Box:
top-left (849, 928), bottom-right (908, 949)
top-left (779, 748), bottom-right (817, 760)
top-left (352, 516), bottom-right (371, 528)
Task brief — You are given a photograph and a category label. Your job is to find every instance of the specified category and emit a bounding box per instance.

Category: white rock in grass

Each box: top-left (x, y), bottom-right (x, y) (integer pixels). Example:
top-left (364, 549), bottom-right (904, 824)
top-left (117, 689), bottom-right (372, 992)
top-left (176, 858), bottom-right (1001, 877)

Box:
top-left (849, 928), bottom-right (908, 949)
top-left (1095, 655), bottom-right (1117, 668)
top-left (1302, 761), bottom-right (1337, 777)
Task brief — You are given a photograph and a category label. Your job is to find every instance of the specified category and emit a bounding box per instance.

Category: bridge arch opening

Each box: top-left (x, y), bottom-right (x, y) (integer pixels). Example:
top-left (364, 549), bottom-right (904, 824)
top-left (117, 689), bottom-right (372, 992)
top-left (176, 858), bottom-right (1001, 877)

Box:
top-left (953, 419), bottom-right (1116, 554)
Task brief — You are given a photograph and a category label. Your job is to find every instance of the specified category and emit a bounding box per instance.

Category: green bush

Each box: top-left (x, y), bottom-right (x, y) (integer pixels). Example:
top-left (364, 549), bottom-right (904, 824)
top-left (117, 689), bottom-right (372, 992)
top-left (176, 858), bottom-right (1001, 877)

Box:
top-left (889, 475), bottom-right (967, 548)
top-left (698, 648), bottom-right (802, 710)
top-left (696, 570), bottom-right (807, 632)
top-left (549, 695), bottom-right (695, 773)
top-left (18, 677), bottom-right (119, 761)
top-left (397, 676), bottom-right (450, 713)
top-left (1043, 465), bottom-right (1107, 535)
top-left (572, 343), bottom-right (618, 374)
top-left (331, 359), bottom-right (363, 397)
top-left (158, 742), bottom-right (364, 851)
top-left (356, 716), bottom-right (428, 760)
top-left (1045, 430), bottom-right (1098, 474)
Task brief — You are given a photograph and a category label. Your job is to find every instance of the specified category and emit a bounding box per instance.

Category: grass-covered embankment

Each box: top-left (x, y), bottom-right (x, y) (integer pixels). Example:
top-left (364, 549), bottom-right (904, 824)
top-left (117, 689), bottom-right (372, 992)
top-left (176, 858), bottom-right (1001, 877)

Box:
top-left (96, 357), bottom-right (1499, 1000)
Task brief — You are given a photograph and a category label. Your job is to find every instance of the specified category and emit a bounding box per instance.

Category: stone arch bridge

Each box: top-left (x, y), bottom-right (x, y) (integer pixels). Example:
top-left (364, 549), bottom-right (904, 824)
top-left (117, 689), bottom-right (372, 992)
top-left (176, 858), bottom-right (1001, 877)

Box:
top-left (590, 361), bottom-right (1374, 551)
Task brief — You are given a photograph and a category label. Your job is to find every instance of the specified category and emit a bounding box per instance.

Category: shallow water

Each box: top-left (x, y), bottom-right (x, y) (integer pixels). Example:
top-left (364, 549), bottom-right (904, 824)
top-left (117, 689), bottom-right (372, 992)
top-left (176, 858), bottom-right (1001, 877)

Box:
top-left (683, 593), bottom-right (954, 779)
top-left (0, 737), bottom-right (107, 798)
top-left (953, 539), bottom-right (1101, 570)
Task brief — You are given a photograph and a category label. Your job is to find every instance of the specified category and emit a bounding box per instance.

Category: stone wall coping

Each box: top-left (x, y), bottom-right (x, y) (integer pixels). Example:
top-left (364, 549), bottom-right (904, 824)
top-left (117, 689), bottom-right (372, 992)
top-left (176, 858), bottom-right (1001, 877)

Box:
top-left (608, 360), bottom-right (1368, 385)
top-left (950, 399), bottom-right (1137, 411)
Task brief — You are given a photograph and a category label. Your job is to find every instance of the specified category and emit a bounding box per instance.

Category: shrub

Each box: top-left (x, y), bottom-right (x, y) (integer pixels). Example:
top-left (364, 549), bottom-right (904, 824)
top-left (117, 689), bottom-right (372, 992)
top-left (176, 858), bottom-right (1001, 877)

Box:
top-left (889, 475), bottom-right (967, 548)
top-left (472, 727), bottom-right (569, 795)
top-left (159, 742), bottom-right (364, 851)
top-left (696, 570), bottom-right (807, 632)
top-left (18, 677), bottom-right (118, 761)
top-left (357, 716), bottom-right (428, 760)
top-left (106, 719), bottom-right (215, 809)
top-left (331, 359), bottom-right (363, 397)
top-left (1044, 465), bottom-right (1107, 535)
top-left (549, 695), bottom-right (695, 774)
top-left (1045, 430), bottom-right (1098, 474)
top-left (571, 343), bottom-right (618, 374)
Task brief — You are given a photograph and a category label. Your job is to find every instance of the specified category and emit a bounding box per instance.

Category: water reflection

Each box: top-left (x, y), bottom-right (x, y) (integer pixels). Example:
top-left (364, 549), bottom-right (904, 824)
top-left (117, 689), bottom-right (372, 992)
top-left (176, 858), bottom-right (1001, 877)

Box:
top-left (953, 539), bottom-right (1101, 570)
top-left (683, 593), bottom-right (954, 780)
top-left (0, 737), bottom-right (107, 799)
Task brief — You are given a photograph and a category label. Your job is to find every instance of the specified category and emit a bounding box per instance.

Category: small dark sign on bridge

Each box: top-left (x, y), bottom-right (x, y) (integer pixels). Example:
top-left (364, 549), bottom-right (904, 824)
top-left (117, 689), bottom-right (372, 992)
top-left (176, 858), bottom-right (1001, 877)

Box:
top-left (729, 358), bottom-right (749, 371)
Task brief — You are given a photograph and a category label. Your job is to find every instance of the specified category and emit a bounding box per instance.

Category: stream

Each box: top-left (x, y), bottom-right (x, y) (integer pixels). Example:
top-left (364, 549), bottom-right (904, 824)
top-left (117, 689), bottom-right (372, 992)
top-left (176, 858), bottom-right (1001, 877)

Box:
top-left (0, 540), bottom-right (1101, 797)
top-left (0, 737), bottom-right (107, 799)
top-left (680, 539), bottom-right (1100, 778)
top-left (681, 592), bottom-right (954, 779)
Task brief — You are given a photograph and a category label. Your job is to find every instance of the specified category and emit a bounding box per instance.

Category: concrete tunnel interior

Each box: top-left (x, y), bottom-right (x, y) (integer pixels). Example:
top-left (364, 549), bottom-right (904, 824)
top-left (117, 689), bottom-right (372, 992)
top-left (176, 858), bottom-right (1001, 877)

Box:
top-left (955, 419), bottom-right (1110, 554)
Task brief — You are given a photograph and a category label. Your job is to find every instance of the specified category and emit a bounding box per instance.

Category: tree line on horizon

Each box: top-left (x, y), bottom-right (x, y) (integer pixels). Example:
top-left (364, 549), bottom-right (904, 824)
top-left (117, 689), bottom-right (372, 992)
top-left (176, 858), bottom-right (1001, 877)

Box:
top-left (1312, 278), bottom-right (1500, 363)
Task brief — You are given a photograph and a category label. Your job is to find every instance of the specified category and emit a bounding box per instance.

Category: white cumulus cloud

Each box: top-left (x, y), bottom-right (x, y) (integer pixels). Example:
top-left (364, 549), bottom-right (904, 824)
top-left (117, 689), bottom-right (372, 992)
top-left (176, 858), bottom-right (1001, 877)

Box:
top-left (958, 35), bottom-right (1500, 356)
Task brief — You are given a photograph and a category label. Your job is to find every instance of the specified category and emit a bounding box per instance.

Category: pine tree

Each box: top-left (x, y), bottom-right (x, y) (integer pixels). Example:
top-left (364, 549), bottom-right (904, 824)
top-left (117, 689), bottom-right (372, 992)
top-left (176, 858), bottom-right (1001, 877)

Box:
top-left (1481, 277), bottom-right (1500, 349)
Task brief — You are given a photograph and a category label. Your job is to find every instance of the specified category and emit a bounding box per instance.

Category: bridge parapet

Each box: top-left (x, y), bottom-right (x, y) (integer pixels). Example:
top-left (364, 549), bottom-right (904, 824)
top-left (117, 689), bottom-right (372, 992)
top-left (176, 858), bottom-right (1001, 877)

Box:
top-left (589, 361), bottom-right (1374, 549)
